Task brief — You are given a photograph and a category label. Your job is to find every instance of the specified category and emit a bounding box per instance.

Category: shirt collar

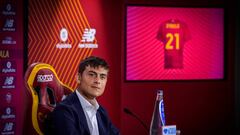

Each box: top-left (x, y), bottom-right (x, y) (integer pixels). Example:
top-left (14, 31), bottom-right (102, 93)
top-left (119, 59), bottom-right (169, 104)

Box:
top-left (76, 90), bottom-right (99, 114)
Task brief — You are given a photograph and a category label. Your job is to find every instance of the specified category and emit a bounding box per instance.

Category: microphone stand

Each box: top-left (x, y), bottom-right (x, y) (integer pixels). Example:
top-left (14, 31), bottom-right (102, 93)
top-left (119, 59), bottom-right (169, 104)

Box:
top-left (123, 108), bottom-right (149, 134)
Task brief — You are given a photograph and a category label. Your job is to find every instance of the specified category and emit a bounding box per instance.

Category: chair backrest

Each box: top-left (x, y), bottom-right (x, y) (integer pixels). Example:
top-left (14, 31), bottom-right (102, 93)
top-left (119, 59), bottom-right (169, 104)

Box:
top-left (23, 63), bottom-right (73, 135)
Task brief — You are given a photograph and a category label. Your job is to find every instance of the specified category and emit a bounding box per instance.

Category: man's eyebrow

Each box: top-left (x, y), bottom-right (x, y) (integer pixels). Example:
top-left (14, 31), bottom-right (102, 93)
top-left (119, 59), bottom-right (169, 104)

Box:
top-left (88, 70), bottom-right (97, 74)
top-left (88, 70), bottom-right (107, 76)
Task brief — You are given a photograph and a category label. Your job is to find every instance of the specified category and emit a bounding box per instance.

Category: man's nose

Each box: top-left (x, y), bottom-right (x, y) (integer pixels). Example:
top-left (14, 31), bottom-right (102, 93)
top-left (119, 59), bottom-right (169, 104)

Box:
top-left (94, 76), bottom-right (100, 84)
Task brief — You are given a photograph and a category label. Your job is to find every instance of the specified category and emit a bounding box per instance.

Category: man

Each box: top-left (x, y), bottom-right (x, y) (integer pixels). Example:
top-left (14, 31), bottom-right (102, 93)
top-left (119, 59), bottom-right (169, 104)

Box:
top-left (46, 56), bottom-right (119, 135)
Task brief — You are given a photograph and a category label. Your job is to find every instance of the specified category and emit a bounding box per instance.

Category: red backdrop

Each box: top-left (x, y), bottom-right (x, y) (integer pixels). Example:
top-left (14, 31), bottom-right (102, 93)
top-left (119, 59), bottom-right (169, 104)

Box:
top-left (1, 0), bottom-right (236, 135)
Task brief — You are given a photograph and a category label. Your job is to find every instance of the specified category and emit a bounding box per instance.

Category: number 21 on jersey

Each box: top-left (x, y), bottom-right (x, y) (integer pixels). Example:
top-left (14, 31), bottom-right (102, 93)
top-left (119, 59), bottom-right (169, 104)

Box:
top-left (165, 33), bottom-right (180, 50)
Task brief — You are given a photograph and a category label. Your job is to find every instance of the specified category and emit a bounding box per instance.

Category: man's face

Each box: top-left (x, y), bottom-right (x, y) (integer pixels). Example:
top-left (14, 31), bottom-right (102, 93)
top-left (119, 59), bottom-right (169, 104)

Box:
top-left (78, 65), bottom-right (108, 100)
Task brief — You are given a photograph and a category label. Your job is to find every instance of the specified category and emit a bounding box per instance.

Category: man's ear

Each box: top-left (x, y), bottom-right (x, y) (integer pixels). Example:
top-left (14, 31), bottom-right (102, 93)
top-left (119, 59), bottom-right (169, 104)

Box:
top-left (76, 73), bottom-right (81, 83)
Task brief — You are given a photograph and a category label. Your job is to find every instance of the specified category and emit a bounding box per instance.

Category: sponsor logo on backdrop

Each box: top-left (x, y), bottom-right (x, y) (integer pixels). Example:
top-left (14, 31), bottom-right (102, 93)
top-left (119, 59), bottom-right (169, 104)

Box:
top-left (5, 93), bottom-right (12, 104)
top-left (2, 19), bottom-right (16, 32)
top-left (37, 74), bottom-right (53, 82)
top-left (78, 28), bottom-right (98, 48)
top-left (56, 28), bottom-right (72, 49)
top-left (2, 3), bottom-right (16, 16)
top-left (0, 50), bottom-right (10, 58)
top-left (1, 107), bottom-right (15, 120)
top-left (0, 122), bottom-right (15, 135)
top-left (60, 28), bottom-right (68, 42)
top-left (2, 61), bottom-right (16, 73)
top-left (1, 36), bottom-right (16, 45)
top-left (1, 76), bottom-right (15, 89)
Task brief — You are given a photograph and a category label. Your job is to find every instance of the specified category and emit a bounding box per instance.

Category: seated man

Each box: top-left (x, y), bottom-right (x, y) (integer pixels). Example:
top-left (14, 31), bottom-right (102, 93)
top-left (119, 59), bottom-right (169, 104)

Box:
top-left (45, 56), bottom-right (119, 135)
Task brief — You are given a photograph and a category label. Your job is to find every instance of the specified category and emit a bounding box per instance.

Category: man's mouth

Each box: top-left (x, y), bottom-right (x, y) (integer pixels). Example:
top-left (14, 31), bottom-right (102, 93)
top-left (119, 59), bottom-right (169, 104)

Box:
top-left (91, 86), bottom-right (100, 89)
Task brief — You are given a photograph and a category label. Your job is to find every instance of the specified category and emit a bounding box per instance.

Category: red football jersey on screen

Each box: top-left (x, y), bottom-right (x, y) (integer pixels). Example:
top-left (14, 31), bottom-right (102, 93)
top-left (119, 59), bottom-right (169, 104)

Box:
top-left (157, 19), bottom-right (191, 69)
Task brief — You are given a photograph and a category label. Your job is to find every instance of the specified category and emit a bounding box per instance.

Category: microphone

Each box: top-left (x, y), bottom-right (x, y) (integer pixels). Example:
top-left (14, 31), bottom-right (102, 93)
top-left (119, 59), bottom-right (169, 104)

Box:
top-left (123, 108), bottom-right (149, 133)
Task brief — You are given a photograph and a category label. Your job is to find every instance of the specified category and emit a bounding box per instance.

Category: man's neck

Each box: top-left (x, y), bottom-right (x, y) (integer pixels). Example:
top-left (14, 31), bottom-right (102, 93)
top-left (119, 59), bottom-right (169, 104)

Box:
top-left (77, 89), bottom-right (97, 106)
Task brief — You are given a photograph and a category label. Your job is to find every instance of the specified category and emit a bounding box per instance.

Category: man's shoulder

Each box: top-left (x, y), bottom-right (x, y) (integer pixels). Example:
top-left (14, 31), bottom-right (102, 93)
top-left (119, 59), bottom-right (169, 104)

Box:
top-left (60, 92), bottom-right (77, 104)
top-left (54, 92), bottom-right (80, 111)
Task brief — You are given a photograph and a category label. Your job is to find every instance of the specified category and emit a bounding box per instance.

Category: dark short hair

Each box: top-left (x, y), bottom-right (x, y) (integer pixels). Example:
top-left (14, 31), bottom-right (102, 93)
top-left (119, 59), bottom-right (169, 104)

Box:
top-left (78, 56), bottom-right (109, 74)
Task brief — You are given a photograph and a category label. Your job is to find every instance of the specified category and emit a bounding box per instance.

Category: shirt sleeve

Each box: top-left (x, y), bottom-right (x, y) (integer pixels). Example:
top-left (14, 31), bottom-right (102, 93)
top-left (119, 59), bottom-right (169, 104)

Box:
top-left (156, 22), bottom-right (165, 42)
top-left (182, 21), bottom-right (191, 42)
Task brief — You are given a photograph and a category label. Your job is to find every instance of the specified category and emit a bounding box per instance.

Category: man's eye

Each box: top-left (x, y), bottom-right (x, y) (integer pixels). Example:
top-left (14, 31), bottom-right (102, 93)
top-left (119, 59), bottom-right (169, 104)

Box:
top-left (100, 76), bottom-right (106, 80)
top-left (88, 73), bottom-right (94, 76)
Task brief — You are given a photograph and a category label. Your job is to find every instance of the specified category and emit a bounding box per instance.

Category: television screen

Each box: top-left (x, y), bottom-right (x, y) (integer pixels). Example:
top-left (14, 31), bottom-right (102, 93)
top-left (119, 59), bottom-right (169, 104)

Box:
top-left (126, 5), bottom-right (224, 81)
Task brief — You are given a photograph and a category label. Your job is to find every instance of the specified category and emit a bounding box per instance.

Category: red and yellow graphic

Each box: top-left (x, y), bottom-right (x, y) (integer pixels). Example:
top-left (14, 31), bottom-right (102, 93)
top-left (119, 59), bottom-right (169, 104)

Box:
top-left (28, 0), bottom-right (97, 89)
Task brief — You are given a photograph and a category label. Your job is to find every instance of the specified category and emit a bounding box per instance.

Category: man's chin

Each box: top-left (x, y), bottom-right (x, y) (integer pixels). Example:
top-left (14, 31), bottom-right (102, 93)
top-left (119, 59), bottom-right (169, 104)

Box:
top-left (92, 92), bottom-right (104, 98)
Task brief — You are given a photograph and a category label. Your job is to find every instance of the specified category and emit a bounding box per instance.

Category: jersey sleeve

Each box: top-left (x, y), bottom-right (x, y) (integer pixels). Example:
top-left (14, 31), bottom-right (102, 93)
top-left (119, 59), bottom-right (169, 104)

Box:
top-left (156, 22), bottom-right (165, 42)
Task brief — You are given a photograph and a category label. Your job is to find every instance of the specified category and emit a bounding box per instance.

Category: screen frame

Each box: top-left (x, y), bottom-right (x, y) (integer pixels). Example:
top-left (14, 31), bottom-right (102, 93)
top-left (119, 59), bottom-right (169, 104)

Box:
top-left (124, 4), bottom-right (227, 82)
